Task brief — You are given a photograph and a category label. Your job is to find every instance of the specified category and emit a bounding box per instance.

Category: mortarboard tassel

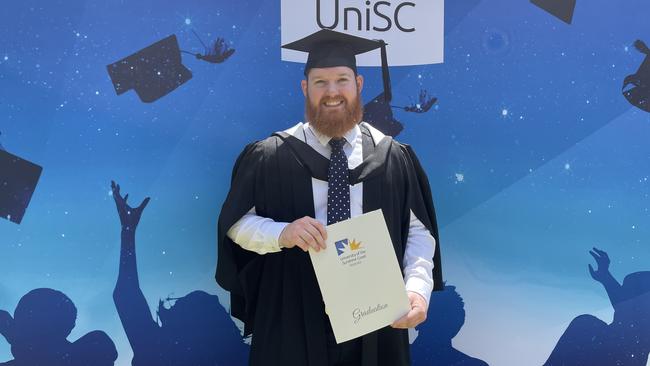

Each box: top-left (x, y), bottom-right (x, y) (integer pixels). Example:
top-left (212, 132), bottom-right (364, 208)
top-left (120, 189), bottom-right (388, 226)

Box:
top-left (380, 41), bottom-right (392, 103)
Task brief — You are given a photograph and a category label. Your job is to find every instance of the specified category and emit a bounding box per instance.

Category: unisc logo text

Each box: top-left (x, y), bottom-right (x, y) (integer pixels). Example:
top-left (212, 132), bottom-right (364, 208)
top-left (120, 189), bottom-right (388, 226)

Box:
top-left (281, 0), bottom-right (443, 66)
top-left (316, 0), bottom-right (416, 33)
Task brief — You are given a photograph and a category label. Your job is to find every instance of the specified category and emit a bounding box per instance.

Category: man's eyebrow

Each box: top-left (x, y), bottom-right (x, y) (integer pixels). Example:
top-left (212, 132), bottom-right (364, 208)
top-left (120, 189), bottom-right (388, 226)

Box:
top-left (310, 73), bottom-right (353, 79)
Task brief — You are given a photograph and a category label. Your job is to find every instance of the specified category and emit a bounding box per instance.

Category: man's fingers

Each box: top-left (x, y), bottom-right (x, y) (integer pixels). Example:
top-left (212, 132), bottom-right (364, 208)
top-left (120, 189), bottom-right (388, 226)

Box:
top-left (303, 218), bottom-right (327, 237)
top-left (298, 230), bottom-right (321, 251)
top-left (391, 293), bottom-right (427, 329)
top-left (308, 218), bottom-right (327, 242)
top-left (295, 234), bottom-right (312, 252)
top-left (303, 222), bottom-right (326, 249)
top-left (391, 310), bottom-right (422, 329)
top-left (282, 217), bottom-right (328, 252)
top-left (391, 313), bottom-right (410, 329)
top-left (589, 250), bottom-right (598, 261)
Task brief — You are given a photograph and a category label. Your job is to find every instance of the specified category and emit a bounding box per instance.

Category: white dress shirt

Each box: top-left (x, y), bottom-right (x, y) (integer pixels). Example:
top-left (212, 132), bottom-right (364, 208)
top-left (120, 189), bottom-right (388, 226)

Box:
top-left (226, 122), bottom-right (436, 304)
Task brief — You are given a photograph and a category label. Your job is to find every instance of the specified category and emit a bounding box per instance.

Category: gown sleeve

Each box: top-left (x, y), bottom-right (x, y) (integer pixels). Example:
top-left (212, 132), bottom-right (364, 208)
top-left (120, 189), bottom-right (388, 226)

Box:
top-left (401, 144), bottom-right (444, 291)
top-left (215, 140), bottom-right (267, 330)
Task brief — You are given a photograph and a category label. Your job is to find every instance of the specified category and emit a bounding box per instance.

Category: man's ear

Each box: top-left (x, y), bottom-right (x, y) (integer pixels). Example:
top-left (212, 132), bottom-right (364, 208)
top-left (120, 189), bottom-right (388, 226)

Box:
top-left (301, 79), bottom-right (308, 97)
top-left (356, 74), bottom-right (364, 94)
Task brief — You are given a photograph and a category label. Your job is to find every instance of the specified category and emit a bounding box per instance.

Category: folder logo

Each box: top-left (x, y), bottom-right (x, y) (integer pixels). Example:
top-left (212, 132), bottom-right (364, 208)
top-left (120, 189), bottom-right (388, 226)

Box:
top-left (335, 238), bottom-right (349, 256)
top-left (335, 238), bottom-right (363, 256)
top-left (281, 0), bottom-right (444, 66)
top-left (335, 238), bottom-right (367, 267)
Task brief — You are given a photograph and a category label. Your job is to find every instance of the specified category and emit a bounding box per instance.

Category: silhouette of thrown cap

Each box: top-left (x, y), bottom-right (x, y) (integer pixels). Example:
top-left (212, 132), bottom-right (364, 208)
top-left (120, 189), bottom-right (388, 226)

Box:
top-left (282, 29), bottom-right (393, 102)
top-left (530, 0), bottom-right (576, 24)
top-left (107, 35), bottom-right (192, 103)
top-left (0, 150), bottom-right (42, 224)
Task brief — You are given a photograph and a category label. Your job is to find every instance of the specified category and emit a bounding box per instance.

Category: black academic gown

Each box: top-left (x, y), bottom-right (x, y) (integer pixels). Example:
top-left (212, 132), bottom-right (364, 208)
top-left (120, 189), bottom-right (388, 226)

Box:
top-left (216, 123), bottom-right (443, 366)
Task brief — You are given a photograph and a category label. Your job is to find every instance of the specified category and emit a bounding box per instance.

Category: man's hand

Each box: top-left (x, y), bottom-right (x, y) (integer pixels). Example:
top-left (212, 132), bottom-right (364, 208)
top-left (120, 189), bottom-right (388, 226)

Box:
top-left (391, 291), bottom-right (428, 329)
top-left (278, 216), bottom-right (327, 252)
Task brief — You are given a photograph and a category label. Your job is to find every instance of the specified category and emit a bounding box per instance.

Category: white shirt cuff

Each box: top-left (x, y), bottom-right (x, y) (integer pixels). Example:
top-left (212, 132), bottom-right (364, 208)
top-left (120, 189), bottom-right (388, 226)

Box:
top-left (405, 276), bottom-right (433, 306)
top-left (268, 222), bottom-right (289, 249)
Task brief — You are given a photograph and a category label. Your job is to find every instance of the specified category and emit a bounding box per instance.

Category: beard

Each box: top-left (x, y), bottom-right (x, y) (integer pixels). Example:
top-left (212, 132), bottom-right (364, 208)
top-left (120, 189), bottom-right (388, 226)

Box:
top-left (305, 91), bottom-right (363, 138)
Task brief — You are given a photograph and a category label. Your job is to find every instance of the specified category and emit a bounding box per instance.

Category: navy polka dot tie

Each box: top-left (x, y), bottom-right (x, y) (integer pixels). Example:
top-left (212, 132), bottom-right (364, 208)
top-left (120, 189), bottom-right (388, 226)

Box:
top-left (327, 138), bottom-right (351, 225)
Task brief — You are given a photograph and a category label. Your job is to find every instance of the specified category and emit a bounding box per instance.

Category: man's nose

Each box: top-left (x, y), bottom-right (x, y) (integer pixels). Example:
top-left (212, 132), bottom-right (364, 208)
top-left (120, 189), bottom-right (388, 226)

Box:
top-left (324, 82), bottom-right (339, 96)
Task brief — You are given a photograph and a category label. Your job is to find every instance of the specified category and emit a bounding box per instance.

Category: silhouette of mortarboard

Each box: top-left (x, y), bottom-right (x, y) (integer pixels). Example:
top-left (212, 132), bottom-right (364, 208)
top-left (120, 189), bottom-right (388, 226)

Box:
top-left (363, 90), bottom-right (437, 137)
top-left (0, 150), bottom-right (42, 224)
top-left (364, 93), bottom-right (403, 137)
top-left (282, 29), bottom-right (393, 103)
top-left (107, 35), bottom-right (192, 103)
top-left (623, 40), bottom-right (650, 113)
top-left (531, 0), bottom-right (576, 24)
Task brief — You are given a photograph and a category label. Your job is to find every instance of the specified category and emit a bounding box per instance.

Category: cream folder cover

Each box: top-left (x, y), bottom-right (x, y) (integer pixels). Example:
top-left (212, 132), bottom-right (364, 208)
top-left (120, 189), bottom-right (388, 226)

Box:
top-left (309, 209), bottom-right (411, 343)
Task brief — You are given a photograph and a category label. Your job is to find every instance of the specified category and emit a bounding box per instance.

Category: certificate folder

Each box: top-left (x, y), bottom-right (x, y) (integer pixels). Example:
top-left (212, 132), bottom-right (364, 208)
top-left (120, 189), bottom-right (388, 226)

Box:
top-left (309, 209), bottom-right (410, 343)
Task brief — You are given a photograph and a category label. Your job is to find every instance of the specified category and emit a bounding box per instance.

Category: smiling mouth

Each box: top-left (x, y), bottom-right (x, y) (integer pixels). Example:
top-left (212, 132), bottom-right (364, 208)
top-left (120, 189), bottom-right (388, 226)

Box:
top-left (323, 100), bottom-right (344, 108)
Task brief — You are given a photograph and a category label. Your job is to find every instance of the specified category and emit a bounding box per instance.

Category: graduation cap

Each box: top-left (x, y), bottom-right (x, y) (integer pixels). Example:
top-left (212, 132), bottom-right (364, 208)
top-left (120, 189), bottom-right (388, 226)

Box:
top-left (530, 0), bottom-right (576, 24)
top-left (107, 35), bottom-right (192, 103)
top-left (623, 40), bottom-right (650, 113)
top-left (282, 29), bottom-right (392, 103)
top-left (0, 150), bottom-right (42, 224)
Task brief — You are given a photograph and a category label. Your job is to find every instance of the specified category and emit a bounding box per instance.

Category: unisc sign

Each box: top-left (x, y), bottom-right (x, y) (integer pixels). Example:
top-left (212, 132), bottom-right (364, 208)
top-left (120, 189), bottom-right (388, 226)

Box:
top-left (316, 0), bottom-right (416, 33)
top-left (281, 0), bottom-right (444, 66)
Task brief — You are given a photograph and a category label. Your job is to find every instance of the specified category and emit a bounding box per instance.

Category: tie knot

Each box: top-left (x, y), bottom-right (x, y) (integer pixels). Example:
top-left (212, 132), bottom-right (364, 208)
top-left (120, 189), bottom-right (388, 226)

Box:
top-left (328, 138), bottom-right (346, 150)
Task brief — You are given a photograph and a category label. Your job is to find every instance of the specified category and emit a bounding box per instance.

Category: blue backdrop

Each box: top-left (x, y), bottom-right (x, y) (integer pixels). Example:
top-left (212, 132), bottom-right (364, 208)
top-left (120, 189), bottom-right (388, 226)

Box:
top-left (1, 0), bottom-right (650, 365)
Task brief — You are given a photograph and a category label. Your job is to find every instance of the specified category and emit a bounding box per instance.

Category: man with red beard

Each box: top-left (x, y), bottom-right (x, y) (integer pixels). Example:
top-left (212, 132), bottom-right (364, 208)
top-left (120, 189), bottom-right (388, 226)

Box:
top-left (216, 29), bottom-right (442, 366)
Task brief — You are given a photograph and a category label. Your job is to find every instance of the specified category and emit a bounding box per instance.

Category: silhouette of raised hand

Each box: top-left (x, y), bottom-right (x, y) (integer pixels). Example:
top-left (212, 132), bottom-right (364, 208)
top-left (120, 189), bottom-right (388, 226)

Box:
top-left (196, 37), bottom-right (235, 64)
top-left (111, 180), bottom-right (150, 232)
top-left (404, 89), bottom-right (437, 113)
top-left (588, 247), bottom-right (611, 283)
top-left (0, 310), bottom-right (13, 342)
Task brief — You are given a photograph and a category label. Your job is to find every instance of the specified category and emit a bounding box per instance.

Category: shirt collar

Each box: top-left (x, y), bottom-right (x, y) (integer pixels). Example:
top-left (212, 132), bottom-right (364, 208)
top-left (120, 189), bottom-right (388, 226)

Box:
top-left (305, 122), bottom-right (360, 149)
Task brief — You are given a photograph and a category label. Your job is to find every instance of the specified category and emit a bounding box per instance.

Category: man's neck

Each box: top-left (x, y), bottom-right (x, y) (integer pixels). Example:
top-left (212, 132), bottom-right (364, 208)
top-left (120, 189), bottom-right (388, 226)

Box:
top-left (306, 122), bottom-right (360, 147)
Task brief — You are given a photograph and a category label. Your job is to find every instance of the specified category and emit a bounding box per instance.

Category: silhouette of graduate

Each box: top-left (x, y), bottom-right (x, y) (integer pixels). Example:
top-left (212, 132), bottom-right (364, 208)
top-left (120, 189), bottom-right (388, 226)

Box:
top-left (411, 284), bottom-right (488, 366)
top-left (0, 288), bottom-right (117, 366)
top-left (110, 181), bottom-right (248, 366)
top-left (545, 248), bottom-right (650, 366)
